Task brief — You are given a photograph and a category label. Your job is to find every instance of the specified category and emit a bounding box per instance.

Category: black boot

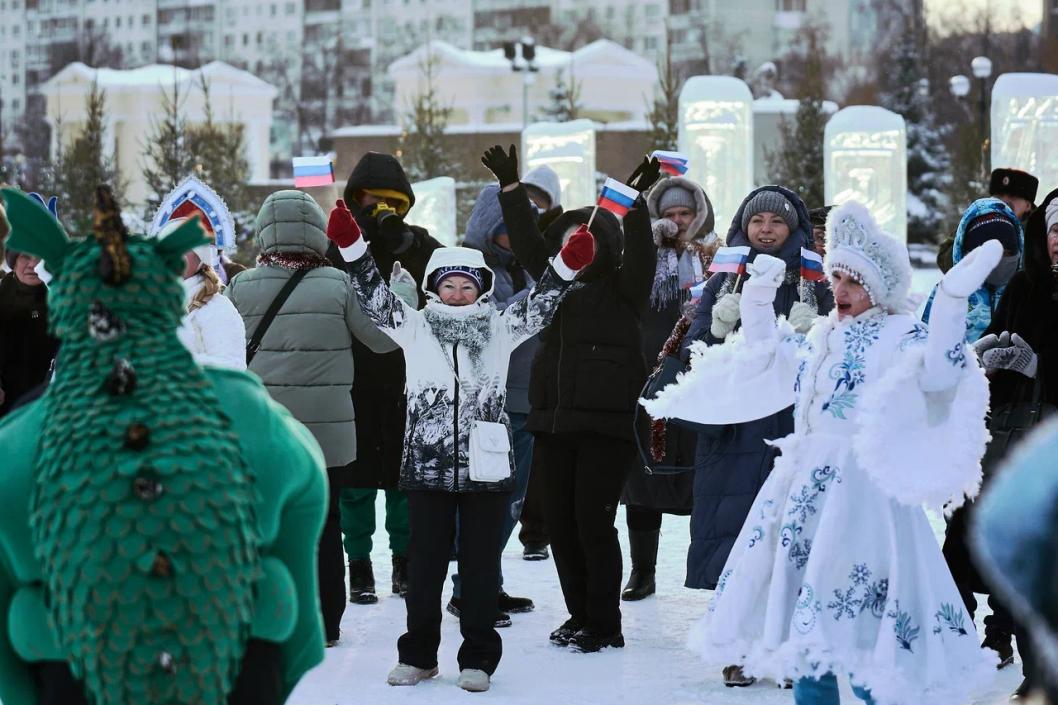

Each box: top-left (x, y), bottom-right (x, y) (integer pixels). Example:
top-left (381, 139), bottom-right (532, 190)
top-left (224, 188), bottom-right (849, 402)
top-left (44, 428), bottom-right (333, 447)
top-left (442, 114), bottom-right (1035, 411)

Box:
top-left (391, 555), bottom-right (409, 597)
top-left (348, 559), bottom-right (378, 605)
top-left (982, 628), bottom-right (1015, 669)
top-left (622, 529), bottom-right (659, 601)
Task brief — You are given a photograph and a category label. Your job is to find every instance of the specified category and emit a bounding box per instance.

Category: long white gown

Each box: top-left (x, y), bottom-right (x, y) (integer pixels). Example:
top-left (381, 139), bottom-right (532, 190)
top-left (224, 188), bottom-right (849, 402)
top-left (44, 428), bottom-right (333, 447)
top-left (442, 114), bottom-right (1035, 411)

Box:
top-left (644, 291), bottom-right (997, 705)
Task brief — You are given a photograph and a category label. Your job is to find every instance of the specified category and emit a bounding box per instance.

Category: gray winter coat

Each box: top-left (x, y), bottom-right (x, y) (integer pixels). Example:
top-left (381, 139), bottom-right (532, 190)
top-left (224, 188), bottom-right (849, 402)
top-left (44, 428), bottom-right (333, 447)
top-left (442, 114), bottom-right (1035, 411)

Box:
top-left (680, 185), bottom-right (833, 589)
top-left (226, 190), bottom-right (396, 468)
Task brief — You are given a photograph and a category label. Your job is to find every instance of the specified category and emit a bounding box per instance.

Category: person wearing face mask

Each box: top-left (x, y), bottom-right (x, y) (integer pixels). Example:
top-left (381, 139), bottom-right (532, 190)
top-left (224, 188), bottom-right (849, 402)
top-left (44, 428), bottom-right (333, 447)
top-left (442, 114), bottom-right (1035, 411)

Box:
top-left (936, 168), bottom-right (1038, 273)
top-left (677, 186), bottom-right (833, 686)
top-left (482, 145), bottom-right (660, 654)
top-left (950, 188), bottom-right (1058, 699)
top-left (644, 201), bottom-right (1001, 705)
top-left (0, 246), bottom-right (59, 417)
top-left (923, 198), bottom-right (1023, 344)
top-left (620, 175), bottom-right (719, 603)
top-left (327, 197), bottom-right (586, 692)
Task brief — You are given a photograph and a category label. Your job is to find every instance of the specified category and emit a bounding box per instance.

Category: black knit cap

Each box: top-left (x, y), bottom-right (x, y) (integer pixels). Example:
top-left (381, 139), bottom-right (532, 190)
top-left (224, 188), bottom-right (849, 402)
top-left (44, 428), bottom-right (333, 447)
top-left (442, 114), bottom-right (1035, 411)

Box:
top-left (989, 168), bottom-right (1039, 205)
top-left (963, 213), bottom-right (1020, 255)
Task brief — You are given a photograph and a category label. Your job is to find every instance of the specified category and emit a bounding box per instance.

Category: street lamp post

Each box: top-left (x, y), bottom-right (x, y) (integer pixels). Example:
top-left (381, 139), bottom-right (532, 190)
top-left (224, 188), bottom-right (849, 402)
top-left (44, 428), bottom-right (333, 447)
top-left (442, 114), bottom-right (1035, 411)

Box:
top-left (971, 55), bottom-right (993, 173)
top-left (503, 37), bottom-right (539, 128)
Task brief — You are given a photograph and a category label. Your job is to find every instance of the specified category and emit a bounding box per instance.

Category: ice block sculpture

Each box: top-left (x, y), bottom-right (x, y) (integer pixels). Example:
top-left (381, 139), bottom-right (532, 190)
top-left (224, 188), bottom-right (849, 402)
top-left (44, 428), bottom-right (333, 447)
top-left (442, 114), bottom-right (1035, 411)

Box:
top-left (677, 76), bottom-right (753, 231)
top-left (991, 73), bottom-right (1058, 193)
top-left (522, 119), bottom-right (597, 210)
top-left (824, 106), bottom-right (907, 244)
top-left (408, 176), bottom-right (457, 246)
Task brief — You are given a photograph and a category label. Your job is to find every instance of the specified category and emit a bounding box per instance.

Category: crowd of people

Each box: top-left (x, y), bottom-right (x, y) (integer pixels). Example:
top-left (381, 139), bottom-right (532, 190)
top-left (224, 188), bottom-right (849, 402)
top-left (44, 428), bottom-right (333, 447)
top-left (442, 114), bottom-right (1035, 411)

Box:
top-left (0, 143), bottom-right (1055, 705)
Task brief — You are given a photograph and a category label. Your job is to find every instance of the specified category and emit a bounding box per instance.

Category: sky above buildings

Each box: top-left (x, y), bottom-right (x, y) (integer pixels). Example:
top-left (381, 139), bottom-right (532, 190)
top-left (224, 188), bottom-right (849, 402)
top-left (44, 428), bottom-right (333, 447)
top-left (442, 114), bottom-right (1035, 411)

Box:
top-left (924, 0), bottom-right (1043, 33)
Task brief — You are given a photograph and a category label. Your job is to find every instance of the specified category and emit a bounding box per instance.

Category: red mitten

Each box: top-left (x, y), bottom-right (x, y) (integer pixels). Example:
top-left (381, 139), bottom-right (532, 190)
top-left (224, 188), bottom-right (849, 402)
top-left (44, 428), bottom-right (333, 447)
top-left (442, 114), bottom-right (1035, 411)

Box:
top-left (327, 199), bottom-right (362, 248)
top-left (560, 224), bottom-right (595, 271)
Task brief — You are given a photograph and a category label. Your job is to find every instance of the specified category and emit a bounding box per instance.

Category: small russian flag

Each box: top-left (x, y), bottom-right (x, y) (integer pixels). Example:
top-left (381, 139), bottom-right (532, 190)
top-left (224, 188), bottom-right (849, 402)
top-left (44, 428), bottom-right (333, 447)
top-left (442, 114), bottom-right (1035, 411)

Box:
top-left (800, 247), bottom-right (825, 282)
top-left (597, 177), bottom-right (639, 218)
top-left (708, 245), bottom-right (751, 275)
top-left (293, 156), bottom-right (335, 188)
top-left (651, 150), bottom-right (689, 176)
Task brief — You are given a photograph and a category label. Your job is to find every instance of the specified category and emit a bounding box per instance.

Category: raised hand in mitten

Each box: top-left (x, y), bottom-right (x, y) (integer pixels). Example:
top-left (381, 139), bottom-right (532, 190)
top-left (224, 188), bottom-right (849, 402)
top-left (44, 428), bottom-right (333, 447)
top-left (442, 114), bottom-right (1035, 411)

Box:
top-left (652, 218), bottom-right (679, 244)
top-left (787, 301), bottom-right (818, 334)
top-left (742, 254), bottom-right (786, 303)
top-left (710, 292), bottom-right (742, 339)
top-left (981, 332), bottom-right (1038, 378)
top-left (389, 261), bottom-right (419, 308)
top-left (559, 224), bottom-right (595, 271)
top-left (626, 156), bottom-right (662, 194)
top-left (481, 144), bottom-right (520, 188)
top-left (941, 239), bottom-right (1003, 298)
top-left (327, 199), bottom-right (362, 248)
top-left (972, 333), bottom-right (1001, 361)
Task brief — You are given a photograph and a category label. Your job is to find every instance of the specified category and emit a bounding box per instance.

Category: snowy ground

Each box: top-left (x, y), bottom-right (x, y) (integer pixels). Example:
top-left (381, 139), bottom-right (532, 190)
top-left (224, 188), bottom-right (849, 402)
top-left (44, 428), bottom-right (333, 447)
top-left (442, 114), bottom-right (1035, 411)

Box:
top-left (289, 497), bottom-right (1023, 705)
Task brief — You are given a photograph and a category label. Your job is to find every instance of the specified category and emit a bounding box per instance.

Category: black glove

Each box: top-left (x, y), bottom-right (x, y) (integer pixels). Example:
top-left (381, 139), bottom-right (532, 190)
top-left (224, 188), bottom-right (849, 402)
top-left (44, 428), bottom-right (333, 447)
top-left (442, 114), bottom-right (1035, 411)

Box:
top-left (626, 156), bottom-right (662, 194)
top-left (481, 144), bottom-right (520, 188)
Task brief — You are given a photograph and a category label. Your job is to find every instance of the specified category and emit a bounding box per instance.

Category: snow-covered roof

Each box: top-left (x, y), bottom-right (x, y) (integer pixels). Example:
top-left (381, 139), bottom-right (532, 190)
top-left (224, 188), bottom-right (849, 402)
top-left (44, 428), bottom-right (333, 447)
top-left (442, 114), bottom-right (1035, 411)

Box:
top-left (825, 105), bottom-right (904, 134)
top-left (42, 61), bottom-right (277, 97)
top-left (991, 72), bottom-right (1058, 99)
top-left (388, 39), bottom-right (654, 80)
top-left (679, 76), bottom-right (753, 103)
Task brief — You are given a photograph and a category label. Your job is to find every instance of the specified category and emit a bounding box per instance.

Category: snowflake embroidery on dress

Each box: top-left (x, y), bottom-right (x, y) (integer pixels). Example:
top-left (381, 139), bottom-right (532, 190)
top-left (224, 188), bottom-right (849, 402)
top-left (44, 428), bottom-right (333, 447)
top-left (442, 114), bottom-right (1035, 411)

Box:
top-left (782, 465), bottom-right (840, 564)
top-left (825, 564), bottom-right (890, 622)
top-left (932, 603), bottom-right (969, 636)
top-left (887, 601), bottom-right (921, 652)
top-left (822, 315), bottom-right (882, 419)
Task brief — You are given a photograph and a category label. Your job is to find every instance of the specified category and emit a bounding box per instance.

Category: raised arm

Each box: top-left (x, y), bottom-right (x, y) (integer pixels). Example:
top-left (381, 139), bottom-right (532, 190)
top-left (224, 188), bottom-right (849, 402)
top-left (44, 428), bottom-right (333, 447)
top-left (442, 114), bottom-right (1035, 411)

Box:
top-left (483, 144), bottom-right (553, 280)
top-left (738, 254), bottom-right (786, 344)
top-left (617, 197), bottom-right (658, 306)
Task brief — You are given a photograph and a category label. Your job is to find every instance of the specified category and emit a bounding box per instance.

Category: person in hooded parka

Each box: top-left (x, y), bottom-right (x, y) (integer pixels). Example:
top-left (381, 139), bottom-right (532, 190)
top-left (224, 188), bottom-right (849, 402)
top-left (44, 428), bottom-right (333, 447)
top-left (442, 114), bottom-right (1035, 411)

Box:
top-left (326, 196), bottom-right (590, 692)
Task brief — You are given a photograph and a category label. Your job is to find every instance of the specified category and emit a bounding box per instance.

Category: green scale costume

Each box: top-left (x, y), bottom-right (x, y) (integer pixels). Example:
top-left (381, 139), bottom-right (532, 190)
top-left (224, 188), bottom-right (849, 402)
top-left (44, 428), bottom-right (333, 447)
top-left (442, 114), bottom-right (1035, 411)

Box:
top-left (0, 187), bottom-right (328, 705)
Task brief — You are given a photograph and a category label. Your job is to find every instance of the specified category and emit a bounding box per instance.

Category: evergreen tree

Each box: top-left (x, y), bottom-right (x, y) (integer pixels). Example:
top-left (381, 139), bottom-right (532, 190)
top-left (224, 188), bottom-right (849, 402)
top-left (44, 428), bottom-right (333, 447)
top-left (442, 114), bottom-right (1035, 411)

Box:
top-left (399, 48), bottom-right (453, 181)
top-left (877, 11), bottom-right (951, 244)
top-left (51, 80), bottom-right (126, 233)
top-left (647, 39), bottom-right (680, 152)
top-left (186, 74), bottom-right (251, 217)
top-left (541, 69), bottom-right (582, 122)
top-left (767, 26), bottom-right (828, 209)
top-left (141, 72), bottom-right (192, 215)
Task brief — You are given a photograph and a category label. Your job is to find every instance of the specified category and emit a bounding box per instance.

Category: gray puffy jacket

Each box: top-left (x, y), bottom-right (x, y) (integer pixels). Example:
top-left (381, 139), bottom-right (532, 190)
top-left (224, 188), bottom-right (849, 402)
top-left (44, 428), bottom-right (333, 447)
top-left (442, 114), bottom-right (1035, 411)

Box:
top-left (226, 190), bottom-right (396, 467)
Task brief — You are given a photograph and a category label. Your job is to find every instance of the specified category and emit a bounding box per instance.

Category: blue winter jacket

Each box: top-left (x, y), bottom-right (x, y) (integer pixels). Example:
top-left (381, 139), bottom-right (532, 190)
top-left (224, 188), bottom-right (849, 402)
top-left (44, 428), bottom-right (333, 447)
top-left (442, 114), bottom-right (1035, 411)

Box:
top-left (680, 185), bottom-right (832, 589)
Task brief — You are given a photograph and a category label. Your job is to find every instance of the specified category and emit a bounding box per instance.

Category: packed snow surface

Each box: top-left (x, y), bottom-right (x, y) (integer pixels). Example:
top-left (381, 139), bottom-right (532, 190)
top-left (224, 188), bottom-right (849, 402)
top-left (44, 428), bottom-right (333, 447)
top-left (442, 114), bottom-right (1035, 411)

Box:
top-left (288, 496), bottom-right (1022, 705)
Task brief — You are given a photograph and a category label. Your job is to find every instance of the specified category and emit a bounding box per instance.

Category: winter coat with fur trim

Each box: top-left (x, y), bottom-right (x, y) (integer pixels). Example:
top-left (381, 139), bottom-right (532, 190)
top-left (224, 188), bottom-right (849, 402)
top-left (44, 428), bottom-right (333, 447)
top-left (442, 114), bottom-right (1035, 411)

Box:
top-left (498, 183), bottom-right (656, 441)
top-left (226, 190), bottom-right (397, 468)
top-left (678, 185), bottom-right (832, 589)
top-left (343, 244), bottom-right (575, 492)
top-left (177, 274), bottom-right (247, 371)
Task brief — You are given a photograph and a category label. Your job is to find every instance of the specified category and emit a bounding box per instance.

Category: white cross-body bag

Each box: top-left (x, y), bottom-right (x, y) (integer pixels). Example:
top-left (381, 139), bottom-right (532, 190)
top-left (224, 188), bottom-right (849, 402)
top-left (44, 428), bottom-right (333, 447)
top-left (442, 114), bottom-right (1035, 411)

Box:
top-left (440, 342), bottom-right (512, 483)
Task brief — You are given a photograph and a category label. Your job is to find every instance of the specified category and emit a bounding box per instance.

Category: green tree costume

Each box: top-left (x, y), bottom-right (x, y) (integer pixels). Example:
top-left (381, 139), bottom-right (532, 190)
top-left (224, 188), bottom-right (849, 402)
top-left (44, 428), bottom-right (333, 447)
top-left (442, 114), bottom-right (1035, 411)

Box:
top-left (0, 187), bottom-right (328, 705)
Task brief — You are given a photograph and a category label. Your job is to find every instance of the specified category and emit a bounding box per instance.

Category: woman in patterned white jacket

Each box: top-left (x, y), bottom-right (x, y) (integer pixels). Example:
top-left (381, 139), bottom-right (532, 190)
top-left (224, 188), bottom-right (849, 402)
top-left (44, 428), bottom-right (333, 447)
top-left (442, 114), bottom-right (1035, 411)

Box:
top-left (644, 202), bottom-right (1002, 705)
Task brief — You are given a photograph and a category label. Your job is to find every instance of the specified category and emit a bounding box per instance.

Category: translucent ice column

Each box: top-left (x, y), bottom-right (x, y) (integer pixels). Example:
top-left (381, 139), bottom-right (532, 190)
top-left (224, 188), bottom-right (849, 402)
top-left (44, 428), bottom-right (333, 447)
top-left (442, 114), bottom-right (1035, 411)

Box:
top-left (991, 73), bottom-right (1058, 193)
top-left (408, 176), bottom-right (457, 246)
top-left (678, 76), bottom-right (754, 232)
top-left (522, 119), bottom-right (597, 211)
top-left (824, 106), bottom-right (908, 244)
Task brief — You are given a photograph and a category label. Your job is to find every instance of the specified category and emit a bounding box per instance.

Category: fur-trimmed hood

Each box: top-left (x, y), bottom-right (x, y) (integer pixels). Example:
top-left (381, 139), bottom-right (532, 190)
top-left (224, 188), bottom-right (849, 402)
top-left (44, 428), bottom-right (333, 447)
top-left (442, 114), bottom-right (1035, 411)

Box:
top-left (646, 176), bottom-right (716, 242)
top-left (421, 246), bottom-right (496, 305)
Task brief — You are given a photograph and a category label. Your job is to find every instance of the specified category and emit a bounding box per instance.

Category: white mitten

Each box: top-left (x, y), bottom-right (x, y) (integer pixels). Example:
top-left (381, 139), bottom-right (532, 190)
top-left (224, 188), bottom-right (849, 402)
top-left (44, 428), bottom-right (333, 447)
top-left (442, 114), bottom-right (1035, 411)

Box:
top-left (389, 262), bottom-right (419, 308)
top-left (941, 239), bottom-right (1003, 298)
top-left (652, 218), bottom-right (679, 244)
top-left (787, 301), bottom-right (818, 334)
top-left (710, 292), bottom-right (741, 339)
top-left (742, 254), bottom-right (786, 303)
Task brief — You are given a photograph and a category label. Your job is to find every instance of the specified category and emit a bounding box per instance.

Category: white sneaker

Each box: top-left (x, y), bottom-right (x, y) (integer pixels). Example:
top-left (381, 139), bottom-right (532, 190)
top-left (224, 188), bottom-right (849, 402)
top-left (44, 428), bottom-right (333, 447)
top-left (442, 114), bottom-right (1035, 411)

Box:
top-left (387, 663), bottom-right (438, 686)
top-left (458, 668), bottom-right (491, 692)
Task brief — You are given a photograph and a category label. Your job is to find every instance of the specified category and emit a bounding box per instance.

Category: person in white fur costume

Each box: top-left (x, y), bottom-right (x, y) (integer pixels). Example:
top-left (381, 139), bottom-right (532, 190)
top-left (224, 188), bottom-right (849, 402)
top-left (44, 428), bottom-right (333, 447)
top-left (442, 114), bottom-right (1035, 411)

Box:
top-left (642, 202), bottom-right (999, 705)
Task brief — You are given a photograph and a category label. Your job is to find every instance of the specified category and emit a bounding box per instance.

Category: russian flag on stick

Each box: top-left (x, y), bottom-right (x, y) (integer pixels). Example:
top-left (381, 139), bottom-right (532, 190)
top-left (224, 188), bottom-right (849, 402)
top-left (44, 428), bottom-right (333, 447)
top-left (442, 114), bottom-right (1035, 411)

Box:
top-left (800, 247), bottom-right (825, 282)
top-left (651, 150), bottom-right (689, 176)
top-left (596, 177), bottom-right (639, 218)
top-left (293, 156), bottom-right (335, 188)
top-left (708, 245), bottom-right (751, 275)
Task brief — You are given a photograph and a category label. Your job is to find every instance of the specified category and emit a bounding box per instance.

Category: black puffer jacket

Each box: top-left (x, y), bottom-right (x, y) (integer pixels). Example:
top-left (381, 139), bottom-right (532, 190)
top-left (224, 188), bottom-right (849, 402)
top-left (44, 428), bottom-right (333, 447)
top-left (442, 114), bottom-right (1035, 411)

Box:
top-left (329, 152), bottom-right (444, 488)
top-left (0, 273), bottom-right (58, 417)
top-left (498, 184), bottom-right (656, 441)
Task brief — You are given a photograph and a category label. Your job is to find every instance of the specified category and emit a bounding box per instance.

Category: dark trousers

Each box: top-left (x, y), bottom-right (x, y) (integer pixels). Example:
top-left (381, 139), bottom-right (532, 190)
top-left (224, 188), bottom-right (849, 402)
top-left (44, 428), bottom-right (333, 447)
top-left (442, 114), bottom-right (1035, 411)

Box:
top-left (399, 490), bottom-right (509, 675)
top-left (518, 460), bottom-right (550, 548)
top-left (318, 467), bottom-right (347, 642)
top-left (536, 432), bottom-right (630, 634)
top-left (943, 504), bottom-right (1015, 637)
top-left (33, 639), bottom-right (283, 705)
top-left (625, 505), bottom-right (663, 531)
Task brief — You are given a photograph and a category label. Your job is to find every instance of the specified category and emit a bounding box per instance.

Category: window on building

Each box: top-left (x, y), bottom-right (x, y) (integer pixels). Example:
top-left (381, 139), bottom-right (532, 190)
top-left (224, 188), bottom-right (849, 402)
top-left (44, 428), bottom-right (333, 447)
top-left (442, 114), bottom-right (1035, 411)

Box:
top-left (286, 1), bottom-right (296, 13)
top-left (224, 34), bottom-right (234, 47)
top-left (777, 0), bottom-right (806, 10)
top-left (115, 16), bottom-right (121, 27)
top-left (13, 73), bottom-right (19, 84)
top-left (12, 99), bottom-right (19, 110)
top-left (142, 13), bottom-right (150, 25)
top-left (645, 4), bottom-right (659, 17)
top-left (270, 3), bottom-right (276, 15)
top-left (643, 36), bottom-right (657, 50)
top-left (242, 32), bottom-right (249, 46)
top-left (141, 40), bottom-right (151, 54)
top-left (256, 31), bottom-right (263, 44)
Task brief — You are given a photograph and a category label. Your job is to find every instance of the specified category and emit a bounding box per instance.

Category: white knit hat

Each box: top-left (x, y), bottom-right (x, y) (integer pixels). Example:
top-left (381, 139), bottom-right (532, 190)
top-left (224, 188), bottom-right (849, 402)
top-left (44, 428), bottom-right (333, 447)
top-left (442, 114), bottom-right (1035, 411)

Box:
top-left (824, 201), bottom-right (912, 313)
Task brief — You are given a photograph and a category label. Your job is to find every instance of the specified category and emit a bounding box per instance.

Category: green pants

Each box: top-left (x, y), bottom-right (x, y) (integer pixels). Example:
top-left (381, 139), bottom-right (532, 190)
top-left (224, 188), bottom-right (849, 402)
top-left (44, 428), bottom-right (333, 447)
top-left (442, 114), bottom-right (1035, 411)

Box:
top-left (339, 487), bottom-right (410, 560)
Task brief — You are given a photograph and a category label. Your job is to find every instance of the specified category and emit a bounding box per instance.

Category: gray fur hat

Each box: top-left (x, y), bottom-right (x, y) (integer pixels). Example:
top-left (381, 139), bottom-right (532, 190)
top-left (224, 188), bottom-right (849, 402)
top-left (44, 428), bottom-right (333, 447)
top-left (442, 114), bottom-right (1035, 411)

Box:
top-left (741, 190), bottom-right (798, 233)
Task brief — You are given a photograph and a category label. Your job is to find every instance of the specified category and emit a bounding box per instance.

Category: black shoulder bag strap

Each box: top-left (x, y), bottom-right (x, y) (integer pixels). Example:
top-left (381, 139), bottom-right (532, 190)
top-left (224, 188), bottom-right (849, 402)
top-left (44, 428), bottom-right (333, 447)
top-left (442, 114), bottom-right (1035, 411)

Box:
top-left (246, 268), bottom-right (310, 365)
